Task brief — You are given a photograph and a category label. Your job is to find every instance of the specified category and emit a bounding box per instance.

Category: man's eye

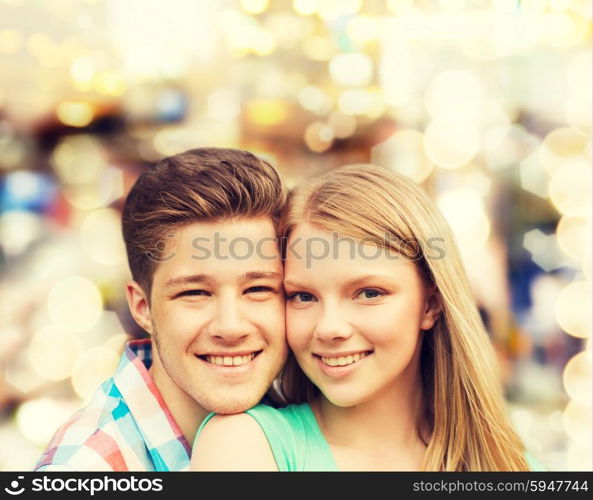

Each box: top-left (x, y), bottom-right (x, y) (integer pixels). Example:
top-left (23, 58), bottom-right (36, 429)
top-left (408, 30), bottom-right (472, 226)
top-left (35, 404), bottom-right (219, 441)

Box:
top-left (245, 286), bottom-right (275, 294)
top-left (178, 290), bottom-right (209, 297)
top-left (287, 292), bottom-right (316, 303)
top-left (356, 289), bottom-right (384, 300)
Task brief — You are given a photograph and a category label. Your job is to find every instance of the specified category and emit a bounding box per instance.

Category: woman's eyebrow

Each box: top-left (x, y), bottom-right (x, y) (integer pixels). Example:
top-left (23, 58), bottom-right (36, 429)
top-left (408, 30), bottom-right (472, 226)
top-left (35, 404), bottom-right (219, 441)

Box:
top-left (284, 274), bottom-right (398, 290)
top-left (346, 274), bottom-right (398, 286)
top-left (283, 279), bottom-right (309, 289)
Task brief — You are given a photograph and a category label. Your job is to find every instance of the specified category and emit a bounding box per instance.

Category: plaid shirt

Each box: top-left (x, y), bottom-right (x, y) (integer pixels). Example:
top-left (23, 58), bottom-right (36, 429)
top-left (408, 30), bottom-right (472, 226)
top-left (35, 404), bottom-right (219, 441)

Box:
top-left (35, 339), bottom-right (191, 471)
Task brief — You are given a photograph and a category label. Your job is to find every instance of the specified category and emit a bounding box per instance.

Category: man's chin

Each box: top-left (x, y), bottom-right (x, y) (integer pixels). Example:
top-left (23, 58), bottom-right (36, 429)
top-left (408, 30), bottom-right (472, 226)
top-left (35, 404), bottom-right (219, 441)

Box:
top-left (204, 394), bottom-right (263, 415)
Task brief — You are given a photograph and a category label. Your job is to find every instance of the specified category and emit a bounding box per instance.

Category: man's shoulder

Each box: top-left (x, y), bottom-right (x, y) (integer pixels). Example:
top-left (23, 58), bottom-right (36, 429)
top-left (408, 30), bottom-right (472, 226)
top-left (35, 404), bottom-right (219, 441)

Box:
top-left (34, 378), bottom-right (140, 471)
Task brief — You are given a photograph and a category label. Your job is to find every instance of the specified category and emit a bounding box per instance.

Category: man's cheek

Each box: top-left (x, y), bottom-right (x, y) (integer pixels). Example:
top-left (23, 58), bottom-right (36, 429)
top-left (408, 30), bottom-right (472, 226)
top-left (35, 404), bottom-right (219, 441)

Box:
top-left (161, 309), bottom-right (202, 332)
top-left (265, 301), bottom-right (286, 328)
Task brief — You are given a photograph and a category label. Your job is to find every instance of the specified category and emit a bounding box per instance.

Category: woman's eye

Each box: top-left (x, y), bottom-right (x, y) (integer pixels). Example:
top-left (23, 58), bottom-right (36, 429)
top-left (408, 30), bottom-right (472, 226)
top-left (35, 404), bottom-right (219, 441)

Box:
top-left (287, 292), bottom-right (316, 303)
top-left (356, 289), bottom-right (384, 300)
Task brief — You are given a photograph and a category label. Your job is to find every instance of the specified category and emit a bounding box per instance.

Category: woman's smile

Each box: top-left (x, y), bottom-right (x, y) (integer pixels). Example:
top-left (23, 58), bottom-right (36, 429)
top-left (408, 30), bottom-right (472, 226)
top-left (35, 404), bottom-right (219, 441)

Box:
top-left (314, 350), bottom-right (373, 378)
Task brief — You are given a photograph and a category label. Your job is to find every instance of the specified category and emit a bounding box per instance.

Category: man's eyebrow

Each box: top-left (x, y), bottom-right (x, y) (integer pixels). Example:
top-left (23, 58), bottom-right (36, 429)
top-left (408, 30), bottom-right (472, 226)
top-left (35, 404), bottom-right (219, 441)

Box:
top-left (164, 274), bottom-right (211, 288)
top-left (165, 272), bottom-right (281, 288)
top-left (242, 271), bottom-right (282, 281)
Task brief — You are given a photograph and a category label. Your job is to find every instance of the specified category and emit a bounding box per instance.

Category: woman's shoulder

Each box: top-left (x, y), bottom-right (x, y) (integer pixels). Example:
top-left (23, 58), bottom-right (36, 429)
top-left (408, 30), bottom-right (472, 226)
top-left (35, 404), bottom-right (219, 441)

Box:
top-left (192, 403), bottom-right (319, 471)
top-left (192, 410), bottom-right (278, 470)
top-left (251, 402), bottom-right (311, 422)
top-left (238, 402), bottom-right (310, 429)
top-left (245, 403), bottom-right (313, 444)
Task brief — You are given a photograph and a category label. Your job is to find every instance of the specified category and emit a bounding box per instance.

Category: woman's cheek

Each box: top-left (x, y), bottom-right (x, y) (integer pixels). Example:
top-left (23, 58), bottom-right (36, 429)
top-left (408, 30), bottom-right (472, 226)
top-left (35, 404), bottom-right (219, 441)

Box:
top-left (286, 310), bottom-right (311, 352)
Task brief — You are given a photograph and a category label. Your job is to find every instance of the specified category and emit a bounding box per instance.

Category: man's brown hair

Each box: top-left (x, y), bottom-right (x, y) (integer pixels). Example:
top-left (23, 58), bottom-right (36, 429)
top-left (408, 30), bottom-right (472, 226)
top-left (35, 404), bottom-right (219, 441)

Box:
top-left (122, 147), bottom-right (287, 299)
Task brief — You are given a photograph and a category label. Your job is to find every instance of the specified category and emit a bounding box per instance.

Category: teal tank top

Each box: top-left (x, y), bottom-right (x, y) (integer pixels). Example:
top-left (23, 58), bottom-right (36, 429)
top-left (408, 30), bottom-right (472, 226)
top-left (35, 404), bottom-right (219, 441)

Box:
top-left (196, 403), bottom-right (545, 471)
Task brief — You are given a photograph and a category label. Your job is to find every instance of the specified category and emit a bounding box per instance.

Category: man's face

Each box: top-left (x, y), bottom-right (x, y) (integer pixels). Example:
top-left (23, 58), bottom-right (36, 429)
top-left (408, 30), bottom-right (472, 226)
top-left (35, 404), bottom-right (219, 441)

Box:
top-left (129, 217), bottom-right (287, 414)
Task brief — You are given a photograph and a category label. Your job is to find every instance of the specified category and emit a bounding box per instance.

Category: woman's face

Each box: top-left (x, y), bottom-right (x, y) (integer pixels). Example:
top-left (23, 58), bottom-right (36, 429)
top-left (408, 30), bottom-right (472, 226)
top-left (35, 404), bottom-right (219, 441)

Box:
top-left (284, 222), bottom-right (439, 407)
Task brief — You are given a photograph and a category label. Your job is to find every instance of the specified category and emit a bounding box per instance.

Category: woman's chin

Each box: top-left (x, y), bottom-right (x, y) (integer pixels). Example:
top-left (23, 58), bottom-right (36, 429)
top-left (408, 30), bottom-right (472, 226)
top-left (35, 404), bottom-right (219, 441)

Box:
top-left (321, 390), bottom-right (365, 408)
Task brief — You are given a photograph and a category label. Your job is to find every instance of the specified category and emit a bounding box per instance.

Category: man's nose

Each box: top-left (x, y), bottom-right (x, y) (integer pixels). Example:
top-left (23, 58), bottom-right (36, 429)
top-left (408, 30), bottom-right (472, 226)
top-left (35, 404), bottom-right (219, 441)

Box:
top-left (207, 298), bottom-right (252, 344)
top-left (313, 302), bottom-right (354, 343)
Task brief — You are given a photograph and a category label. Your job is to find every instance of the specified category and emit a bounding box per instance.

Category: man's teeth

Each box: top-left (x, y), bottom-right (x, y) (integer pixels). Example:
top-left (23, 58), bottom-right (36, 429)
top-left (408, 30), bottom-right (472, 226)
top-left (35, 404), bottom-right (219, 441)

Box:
top-left (321, 352), bottom-right (368, 367)
top-left (206, 353), bottom-right (256, 366)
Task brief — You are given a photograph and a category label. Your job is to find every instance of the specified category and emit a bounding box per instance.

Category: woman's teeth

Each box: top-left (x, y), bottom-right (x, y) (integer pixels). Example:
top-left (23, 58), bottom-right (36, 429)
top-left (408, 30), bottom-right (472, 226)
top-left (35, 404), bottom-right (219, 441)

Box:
top-left (321, 352), bottom-right (368, 367)
top-left (206, 353), bottom-right (256, 366)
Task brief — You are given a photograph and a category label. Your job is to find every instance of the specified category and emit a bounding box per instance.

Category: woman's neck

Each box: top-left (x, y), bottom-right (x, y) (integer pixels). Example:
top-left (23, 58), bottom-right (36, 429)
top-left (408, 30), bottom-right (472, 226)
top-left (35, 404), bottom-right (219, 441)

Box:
top-left (311, 377), bottom-right (428, 470)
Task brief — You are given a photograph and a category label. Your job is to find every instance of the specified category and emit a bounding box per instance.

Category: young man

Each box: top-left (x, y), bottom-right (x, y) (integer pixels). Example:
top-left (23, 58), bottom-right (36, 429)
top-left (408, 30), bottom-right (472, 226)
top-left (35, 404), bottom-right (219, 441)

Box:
top-left (35, 148), bottom-right (288, 471)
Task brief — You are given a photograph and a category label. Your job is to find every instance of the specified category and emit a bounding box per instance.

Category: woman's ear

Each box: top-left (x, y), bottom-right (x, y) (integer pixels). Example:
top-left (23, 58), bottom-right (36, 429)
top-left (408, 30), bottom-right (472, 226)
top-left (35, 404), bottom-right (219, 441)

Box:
top-left (420, 287), bottom-right (442, 331)
top-left (125, 280), bottom-right (154, 334)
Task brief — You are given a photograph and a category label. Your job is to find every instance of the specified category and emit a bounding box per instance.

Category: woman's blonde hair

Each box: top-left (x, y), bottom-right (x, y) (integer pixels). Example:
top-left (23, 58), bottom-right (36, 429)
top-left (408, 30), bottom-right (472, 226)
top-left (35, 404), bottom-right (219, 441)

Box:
top-left (280, 164), bottom-right (528, 471)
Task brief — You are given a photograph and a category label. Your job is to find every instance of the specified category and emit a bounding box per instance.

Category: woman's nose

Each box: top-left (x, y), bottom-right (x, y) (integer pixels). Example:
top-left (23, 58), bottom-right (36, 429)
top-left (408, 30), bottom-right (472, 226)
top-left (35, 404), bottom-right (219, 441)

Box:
top-left (313, 303), bottom-right (354, 342)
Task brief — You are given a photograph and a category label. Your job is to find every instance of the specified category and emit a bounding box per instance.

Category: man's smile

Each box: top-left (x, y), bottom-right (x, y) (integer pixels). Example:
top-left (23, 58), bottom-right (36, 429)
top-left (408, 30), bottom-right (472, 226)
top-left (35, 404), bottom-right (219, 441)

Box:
top-left (196, 350), bottom-right (263, 367)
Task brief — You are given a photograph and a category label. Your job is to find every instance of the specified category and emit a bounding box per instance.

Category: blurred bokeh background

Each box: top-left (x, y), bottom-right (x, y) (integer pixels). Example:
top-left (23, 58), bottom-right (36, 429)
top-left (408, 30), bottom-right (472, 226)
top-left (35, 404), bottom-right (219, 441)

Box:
top-left (0, 0), bottom-right (591, 471)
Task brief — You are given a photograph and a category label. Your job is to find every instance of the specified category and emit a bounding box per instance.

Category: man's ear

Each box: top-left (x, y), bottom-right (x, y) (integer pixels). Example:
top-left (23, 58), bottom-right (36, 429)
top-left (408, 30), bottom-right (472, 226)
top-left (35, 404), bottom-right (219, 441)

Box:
top-left (420, 287), bottom-right (443, 331)
top-left (125, 280), bottom-right (153, 334)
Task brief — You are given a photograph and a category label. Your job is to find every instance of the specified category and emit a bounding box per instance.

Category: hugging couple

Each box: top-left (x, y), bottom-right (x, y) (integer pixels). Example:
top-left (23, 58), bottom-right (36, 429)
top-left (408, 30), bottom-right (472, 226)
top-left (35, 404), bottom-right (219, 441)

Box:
top-left (36, 147), bottom-right (539, 472)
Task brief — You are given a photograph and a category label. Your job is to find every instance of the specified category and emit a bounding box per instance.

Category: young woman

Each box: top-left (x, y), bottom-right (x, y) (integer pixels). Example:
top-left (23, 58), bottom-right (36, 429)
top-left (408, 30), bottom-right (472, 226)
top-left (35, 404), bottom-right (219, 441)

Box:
top-left (191, 164), bottom-right (538, 471)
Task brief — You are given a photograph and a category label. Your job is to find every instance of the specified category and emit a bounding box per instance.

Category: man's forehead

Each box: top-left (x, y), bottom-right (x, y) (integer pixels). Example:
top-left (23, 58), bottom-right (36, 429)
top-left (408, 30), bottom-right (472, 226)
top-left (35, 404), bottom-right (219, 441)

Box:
top-left (176, 216), bottom-right (277, 238)
top-left (152, 248), bottom-right (283, 289)
top-left (149, 217), bottom-right (282, 288)
top-left (160, 218), bottom-right (279, 252)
